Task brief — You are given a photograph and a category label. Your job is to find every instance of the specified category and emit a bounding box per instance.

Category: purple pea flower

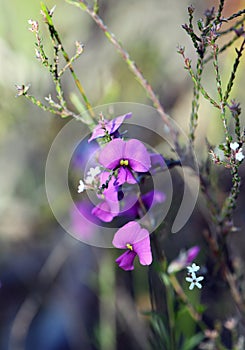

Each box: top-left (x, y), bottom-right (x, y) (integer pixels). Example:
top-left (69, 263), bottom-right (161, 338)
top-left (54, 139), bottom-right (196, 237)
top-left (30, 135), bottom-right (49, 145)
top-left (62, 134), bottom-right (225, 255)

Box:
top-left (112, 221), bottom-right (152, 271)
top-left (92, 171), bottom-right (120, 222)
top-left (88, 112), bottom-right (132, 142)
top-left (98, 138), bottom-right (151, 185)
top-left (120, 190), bottom-right (166, 219)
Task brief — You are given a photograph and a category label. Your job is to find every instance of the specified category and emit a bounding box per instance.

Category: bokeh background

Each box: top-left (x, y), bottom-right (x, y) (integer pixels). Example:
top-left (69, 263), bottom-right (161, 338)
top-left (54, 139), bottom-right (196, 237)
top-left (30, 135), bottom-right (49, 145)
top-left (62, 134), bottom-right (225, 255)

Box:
top-left (0, 0), bottom-right (245, 349)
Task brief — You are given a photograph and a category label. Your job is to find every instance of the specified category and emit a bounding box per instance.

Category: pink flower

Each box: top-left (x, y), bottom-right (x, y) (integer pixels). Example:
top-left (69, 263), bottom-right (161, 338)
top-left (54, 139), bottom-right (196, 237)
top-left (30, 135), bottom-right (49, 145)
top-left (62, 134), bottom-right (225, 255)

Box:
top-left (99, 138), bottom-right (151, 185)
top-left (112, 221), bottom-right (152, 271)
top-left (92, 171), bottom-right (120, 222)
top-left (88, 112), bottom-right (132, 142)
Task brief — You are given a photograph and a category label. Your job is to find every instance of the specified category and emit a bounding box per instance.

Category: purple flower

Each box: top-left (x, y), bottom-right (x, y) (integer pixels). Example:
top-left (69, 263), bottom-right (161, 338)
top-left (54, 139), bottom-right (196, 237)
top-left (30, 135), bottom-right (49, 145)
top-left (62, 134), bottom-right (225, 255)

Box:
top-left (70, 200), bottom-right (101, 240)
top-left (98, 138), bottom-right (151, 185)
top-left (167, 246), bottom-right (200, 274)
top-left (72, 139), bottom-right (99, 170)
top-left (112, 221), bottom-right (152, 271)
top-left (186, 246), bottom-right (200, 264)
top-left (88, 112), bottom-right (132, 142)
top-left (92, 171), bottom-right (120, 222)
top-left (120, 190), bottom-right (166, 219)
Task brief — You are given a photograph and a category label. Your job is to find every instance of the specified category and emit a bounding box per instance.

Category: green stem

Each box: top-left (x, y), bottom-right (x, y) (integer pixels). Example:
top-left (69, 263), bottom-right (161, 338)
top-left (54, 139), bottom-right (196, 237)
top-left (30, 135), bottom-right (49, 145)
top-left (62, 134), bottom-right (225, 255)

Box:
top-left (216, 0), bottom-right (225, 23)
top-left (220, 163), bottom-right (241, 221)
top-left (219, 17), bottom-right (245, 35)
top-left (226, 9), bottom-right (245, 21)
top-left (189, 57), bottom-right (204, 143)
top-left (40, 2), bottom-right (94, 117)
top-left (212, 43), bottom-right (223, 101)
top-left (183, 56), bottom-right (220, 109)
top-left (52, 44), bottom-right (67, 109)
top-left (203, 35), bottom-right (241, 64)
top-left (59, 51), bottom-right (83, 77)
top-left (169, 275), bottom-right (204, 325)
top-left (24, 93), bottom-right (85, 120)
top-left (224, 38), bottom-right (245, 103)
top-left (165, 282), bottom-right (175, 350)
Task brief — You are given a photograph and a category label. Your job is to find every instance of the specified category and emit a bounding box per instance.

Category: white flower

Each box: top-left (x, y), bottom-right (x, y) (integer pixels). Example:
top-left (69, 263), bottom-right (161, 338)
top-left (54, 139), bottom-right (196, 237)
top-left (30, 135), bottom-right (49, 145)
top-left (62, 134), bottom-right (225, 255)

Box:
top-left (230, 142), bottom-right (239, 151)
top-left (84, 166), bottom-right (101, 185)
top-left (235, 151), bottom-right (244, 162)
top-left (87, 166), bottom-right (101, 178)
top-left (85, 176), bottom-right (93, 185)
top-left (187, 262), bottom-right (200, 274)
top-left (186, 273), bottom-right (204, 290)
top-left (28, 19), bottom-right (39, 32)
top-left (78, 180), bottom-right (85, 193)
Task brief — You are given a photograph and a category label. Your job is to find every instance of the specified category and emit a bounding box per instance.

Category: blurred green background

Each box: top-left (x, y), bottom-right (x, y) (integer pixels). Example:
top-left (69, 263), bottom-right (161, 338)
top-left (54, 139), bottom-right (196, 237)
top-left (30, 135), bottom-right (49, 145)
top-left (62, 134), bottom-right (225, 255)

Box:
top-left (0, 0), bottom-right (245, 349)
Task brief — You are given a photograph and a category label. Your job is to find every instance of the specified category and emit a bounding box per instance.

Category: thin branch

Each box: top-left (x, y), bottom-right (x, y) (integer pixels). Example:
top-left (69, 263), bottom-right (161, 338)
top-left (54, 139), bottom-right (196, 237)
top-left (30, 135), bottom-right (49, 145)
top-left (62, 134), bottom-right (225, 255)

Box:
top-left (203, 34), bottom-right (241, 64)
top-left (178, 48), bottom-right (220, 109)
top-left (226, 9), bottom-right (245, 21)
top-left (189, 57), bottom-right (204, 143)
top-left (40, 3), bottom-right (94, 117)
top-left (224, 38), bottom-right (245, 103)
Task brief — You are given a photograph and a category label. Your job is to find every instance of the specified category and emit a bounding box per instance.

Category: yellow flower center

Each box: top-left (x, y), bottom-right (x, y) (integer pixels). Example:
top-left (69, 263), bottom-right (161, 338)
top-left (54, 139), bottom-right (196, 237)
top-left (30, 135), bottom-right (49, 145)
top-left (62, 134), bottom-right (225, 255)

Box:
top-left (126, 243), bottom-right (133, 251)
top-left (120, 159), bottom-right (129, 166)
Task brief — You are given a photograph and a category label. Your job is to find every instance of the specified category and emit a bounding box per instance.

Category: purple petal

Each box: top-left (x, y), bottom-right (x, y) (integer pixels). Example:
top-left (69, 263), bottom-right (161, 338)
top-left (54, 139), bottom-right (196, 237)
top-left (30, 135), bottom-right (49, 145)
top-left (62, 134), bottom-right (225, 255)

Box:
top-left (133, 234), bottom-right (152, 265)
top-left (186, 246), bottom-right (200, 264)
top-left (99, 171), bottom-right (118, 194)
top-left (119, 192), bottom-right (139, 217)
top-left (95, 171), bottom-right (120, 221)
top-left (92, 201), bottom-right (118, 222)
top-left (99, 138), bottom-right (125, 169)
top-left (116, 167), bottom-right (128, 186)
top-left (107, 112), bottom-right (132, 134)
top-left (115, 167), bottom-right (137, 186)
top-left (115, 250), bottom-right (137, 271)
top-left (150, 153), bottom-right (166, 170)
top-left (88, 124), bottom-right (106, 143)
top-left (141, 190), bottom-right (166, 209)
top-left (125, 139), bottom-right (151, 172)
top-left (112, 221), bottom-right (149, 248)
top-left (125, 168), bottom-right (137, 184)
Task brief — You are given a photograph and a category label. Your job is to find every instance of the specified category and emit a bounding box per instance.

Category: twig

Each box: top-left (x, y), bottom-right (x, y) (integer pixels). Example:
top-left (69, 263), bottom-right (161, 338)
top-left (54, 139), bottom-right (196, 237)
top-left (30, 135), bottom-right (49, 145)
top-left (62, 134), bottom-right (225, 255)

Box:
top-left (226, 9), bottom-right (245, 21)
top-left (203, 35), bottom-right (241, 64)
top-left (216, 0), bottom-right (225, 23)
top-left (24, 93), bottom-right (72, 118)
top-left (178, 48), bottom-right (220, 109)
top-left (40, 3), bottom-right (94, 117)
top-left (189, 57), bottom-right (204, 143)
top-left (219, 17), bottom-right (245, 35)
top-left (224, 38), bottom-right (245, 103)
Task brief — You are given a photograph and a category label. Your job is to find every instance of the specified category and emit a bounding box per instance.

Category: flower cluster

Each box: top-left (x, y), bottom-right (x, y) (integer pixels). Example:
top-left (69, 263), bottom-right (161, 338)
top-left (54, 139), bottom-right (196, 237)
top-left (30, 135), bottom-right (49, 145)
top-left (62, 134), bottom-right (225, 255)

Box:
top-left (210, 141), bottom-right (244, 167)
top-left (75, 112), bottom-right (167, 270)
top-left (230, 142), bottom-right (244, 162)
top-left (185, 263), bottom-right (204, 290)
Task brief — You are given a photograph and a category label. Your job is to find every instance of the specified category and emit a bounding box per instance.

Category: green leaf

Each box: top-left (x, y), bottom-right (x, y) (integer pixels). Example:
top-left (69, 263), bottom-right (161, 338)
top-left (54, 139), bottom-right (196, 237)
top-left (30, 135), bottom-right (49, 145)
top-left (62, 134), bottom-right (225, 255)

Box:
top-left (181, 333), bottom-right (204, 350)
top-left (70, 93), bottom-right (95, 127)
top-left (150, 313), bottom-right (171, 350)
